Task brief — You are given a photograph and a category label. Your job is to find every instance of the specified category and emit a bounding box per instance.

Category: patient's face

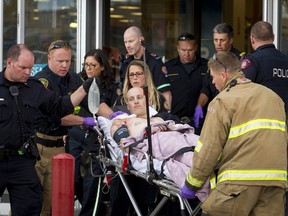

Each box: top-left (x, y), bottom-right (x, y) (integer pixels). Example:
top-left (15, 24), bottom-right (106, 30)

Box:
top-left (126, 87), bottom-right (146, 116)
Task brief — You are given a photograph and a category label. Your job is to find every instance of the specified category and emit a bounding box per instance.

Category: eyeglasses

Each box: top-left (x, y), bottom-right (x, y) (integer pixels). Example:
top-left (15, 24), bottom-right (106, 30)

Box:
top-left (212, 53), bottom-right (226, 71)
top-left (82, 63), bottom-right (97, 70)
top-left (129, 71), bottom-right (144, 78)
top-left (48, 41), bottom-right (71, 53)
top-left (178, 34), bottom-right (195, 41)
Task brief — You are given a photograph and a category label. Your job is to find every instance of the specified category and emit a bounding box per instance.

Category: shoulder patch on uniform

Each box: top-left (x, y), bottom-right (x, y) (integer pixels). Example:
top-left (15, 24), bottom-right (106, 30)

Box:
top-left (164, 101), bottom-right (170, 111)
top-left (240, 59), bottom-right (251, 70)
top-left (162, 66), bottom-right (167, 75)
top-left (39, 78), bottom-right (49, 88)
top-left (117, 88), bottom-right (122, 96)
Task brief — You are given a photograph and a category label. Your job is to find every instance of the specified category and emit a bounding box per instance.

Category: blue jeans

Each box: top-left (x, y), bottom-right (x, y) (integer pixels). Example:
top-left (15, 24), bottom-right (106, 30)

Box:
top-left (68, 126), bottom-right (105, 216)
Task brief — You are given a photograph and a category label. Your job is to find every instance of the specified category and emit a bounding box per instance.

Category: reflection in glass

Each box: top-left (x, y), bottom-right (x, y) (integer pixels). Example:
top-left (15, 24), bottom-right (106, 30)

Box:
top-left (25, 1), bottom-right (77, 71)
top-left (3, 0), bottom-right (17, 66)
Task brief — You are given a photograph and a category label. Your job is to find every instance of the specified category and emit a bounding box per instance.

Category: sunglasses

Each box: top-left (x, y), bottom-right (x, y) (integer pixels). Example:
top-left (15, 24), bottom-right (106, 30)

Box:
top-left (178, 34), bottom-right (195, 41)
top-left (212, 53), bottom-right (226, 71)
top-left (48, 41), bottom-right (71, 53)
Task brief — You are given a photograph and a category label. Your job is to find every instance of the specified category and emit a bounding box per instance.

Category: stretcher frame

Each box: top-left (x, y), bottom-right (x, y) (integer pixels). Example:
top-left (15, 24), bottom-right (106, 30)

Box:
top-left (89, 132), bottom-right (202, 216)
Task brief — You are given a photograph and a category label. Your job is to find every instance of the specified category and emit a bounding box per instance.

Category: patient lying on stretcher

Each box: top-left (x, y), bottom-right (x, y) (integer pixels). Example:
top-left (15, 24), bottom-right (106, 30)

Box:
top-left (110, 87), bottom-right (180, 138)
top-left (108, 87), bottom-right (210, 202)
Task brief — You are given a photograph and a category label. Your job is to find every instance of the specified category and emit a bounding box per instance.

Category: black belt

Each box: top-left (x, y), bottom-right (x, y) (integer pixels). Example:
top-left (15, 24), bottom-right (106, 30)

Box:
top-left (0, 148), bottom-right (20, 156)
top-left (35, 136), bottom-right (64, 148)
top-left (0, 148), bottom-right (21, 161)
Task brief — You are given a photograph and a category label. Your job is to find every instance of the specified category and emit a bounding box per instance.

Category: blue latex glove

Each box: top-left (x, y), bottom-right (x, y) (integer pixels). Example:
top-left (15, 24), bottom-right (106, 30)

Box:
top-left (193, 105), bottom-right (204, 128)
top-left (109, 111), bottom-right (127, 120)
top-left (83, 117), bottom-right (97, 127)
top-left (181, 184), bottom-right (196, 199)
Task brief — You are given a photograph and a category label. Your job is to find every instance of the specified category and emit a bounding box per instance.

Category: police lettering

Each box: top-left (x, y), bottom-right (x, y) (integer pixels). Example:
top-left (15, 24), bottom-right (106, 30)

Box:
top-left (273, 68), bottom-right (288, 78)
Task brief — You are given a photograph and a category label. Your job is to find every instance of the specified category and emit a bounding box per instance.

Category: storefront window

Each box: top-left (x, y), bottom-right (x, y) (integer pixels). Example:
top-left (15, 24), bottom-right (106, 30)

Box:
top-left (108, 0), bottom-right (196, 62)
top-left (25, 0), bottom-right (77, 74)
top-left (281, 0), bottom-right (288, 54)
top-left (3, 0), bottom-right (17, 65)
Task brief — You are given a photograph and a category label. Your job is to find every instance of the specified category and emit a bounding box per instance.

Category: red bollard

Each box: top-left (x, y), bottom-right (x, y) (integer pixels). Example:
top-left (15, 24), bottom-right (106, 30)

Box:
top-left (52, 153), bottom-right (75, 216)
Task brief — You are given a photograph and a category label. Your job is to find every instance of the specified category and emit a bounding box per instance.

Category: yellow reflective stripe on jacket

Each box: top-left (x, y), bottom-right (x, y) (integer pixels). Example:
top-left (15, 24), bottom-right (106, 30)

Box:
top-left (195, 140), bottom-right (202, 153)
top-left (229, 119), bottom-right (285, 139)
top-left (210, 176), bottom-right (216, 189)
top-left (217, 170), bottom-right (287, 183)
top-left (186, 173), bottom-right (204, 188)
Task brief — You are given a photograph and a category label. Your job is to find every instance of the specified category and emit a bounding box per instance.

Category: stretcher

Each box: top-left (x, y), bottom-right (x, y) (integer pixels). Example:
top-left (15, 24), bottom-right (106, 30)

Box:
top-left (86, 116), bottom-right (209, 216)
top-left (86, 79), bottom-right (208, 215)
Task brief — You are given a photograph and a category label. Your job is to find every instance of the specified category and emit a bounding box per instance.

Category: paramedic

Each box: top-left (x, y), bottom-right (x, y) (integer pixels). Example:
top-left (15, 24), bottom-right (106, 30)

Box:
top-left (181, 52), bottom-right (287, 215)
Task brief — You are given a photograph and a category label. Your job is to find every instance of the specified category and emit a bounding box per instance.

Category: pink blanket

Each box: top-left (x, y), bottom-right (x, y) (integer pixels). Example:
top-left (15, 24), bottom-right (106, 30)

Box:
top-left (123, 120), bottom-right (210, 202)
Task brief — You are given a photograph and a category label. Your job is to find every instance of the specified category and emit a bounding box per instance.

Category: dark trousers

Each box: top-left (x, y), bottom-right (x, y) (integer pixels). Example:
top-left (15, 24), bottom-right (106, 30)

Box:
top-left (0, 155), bottom-right (43, 216)
top-left (68, 126), bottom-right (105, 216)
top-left (110, 175), bottom-right (158, 216)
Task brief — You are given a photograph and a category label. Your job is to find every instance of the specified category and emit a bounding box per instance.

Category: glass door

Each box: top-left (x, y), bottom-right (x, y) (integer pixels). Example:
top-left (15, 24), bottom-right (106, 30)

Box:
top-left (2, 0), bottom-right (17, 68)
top-left (24, 0), bottom-right (77, 75)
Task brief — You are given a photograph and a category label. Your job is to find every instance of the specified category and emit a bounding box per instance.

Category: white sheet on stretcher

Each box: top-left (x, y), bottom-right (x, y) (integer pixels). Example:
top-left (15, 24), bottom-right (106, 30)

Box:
top-left (97, 115), bottom-right (210, 202)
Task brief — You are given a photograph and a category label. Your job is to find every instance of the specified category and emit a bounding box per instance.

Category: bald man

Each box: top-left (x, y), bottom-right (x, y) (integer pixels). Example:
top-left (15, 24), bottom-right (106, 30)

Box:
top-left (120, 26), bottom-right (172, 108)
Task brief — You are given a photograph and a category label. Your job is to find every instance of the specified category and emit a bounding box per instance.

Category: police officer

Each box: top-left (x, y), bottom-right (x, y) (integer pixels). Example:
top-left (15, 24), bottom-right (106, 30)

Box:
top-left (68, 49), bottom-right (121, 216)
top-left (241, 22), bottom-right (288, 215)
top-left (241, 21), bottom-right (288, 113)
top-left (194, 23), bottom-right (246, 130)
top-left (34, 40), bottom-right (96, 216)
top-left (165, 33), bottom-right (207, 135)
top-left (120, 26), bottom-right (172, 107)
top-left (213, 23), bottom-right (245, 58)
top-left (0, 44), bottom-right (91, 216)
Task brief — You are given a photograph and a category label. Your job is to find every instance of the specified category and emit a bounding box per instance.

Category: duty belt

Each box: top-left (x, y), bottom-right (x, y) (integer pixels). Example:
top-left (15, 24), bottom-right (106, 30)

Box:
top-left (35, 132), bottom-right (64, 148)
top-left (0, 148), bottom-right (21, 161)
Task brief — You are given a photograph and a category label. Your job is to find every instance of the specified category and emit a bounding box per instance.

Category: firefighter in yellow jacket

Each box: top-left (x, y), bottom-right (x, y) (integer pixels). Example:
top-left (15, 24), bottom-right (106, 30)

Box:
top-left (181, 51), bottom-right (287, 216)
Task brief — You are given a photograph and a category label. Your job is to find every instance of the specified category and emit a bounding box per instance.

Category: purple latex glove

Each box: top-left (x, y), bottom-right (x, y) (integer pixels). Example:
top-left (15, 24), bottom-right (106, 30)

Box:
top-left (181, 184), bottom-right (196, 199)
top-left (109, 111), bottom-right (127, 120)
top-left (193, 105), bottom-right (204, 128)
top-left (83, 117), bottom-right (97, 127)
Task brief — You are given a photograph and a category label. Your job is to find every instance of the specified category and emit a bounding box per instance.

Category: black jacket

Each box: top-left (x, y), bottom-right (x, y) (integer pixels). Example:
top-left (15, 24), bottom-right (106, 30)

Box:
top-left (0, 69), bottom-right (74, 149)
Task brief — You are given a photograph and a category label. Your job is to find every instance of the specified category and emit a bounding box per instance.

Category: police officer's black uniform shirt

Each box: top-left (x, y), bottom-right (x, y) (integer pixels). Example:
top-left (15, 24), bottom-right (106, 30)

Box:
top-left (201, 46), bottom-right (245, 104)
top-left (165, 56), bottom-right (208, 118)
top-left (241, 44), bottom-right (288, 111)
top-left (119, 49), bottom-right (171, 93)
top-left (100, 82), bottom-right (122, 108)
top-left (230, 46), bottom-right (246, 58)
top-left (0, 69), bottom-right (74, 149)
top-left (34, 66), bottom-right (83, 136)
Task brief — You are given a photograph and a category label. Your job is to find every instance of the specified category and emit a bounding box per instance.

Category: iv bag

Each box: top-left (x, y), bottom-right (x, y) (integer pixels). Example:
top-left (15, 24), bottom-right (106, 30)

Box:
top-left (88, 78), bottom-right (100, 115)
